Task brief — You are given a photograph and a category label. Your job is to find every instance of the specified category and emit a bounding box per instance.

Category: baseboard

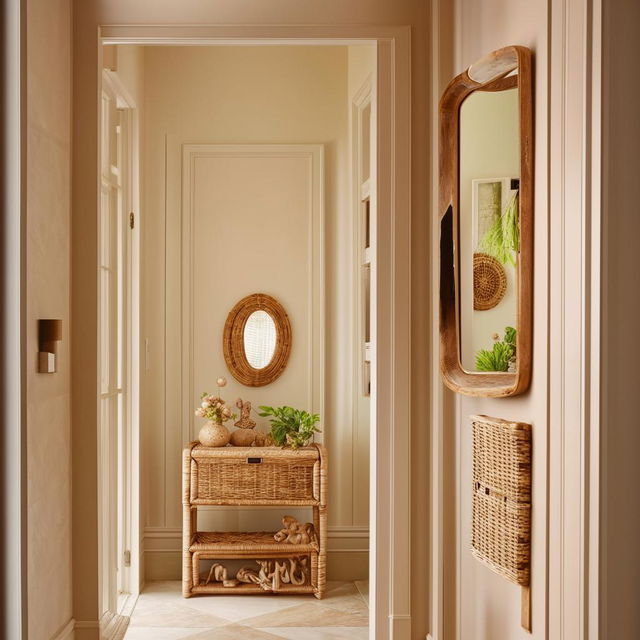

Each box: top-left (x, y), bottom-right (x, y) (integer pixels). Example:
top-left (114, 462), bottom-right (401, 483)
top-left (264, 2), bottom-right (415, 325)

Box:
top-left (389, 614), bottom-right (412, 638)
top-left (143, 525), bottom-right (370, 581)
top-left (51, 618), bottom-right (75, 640)
top-left (73, 619), bottom-right (99, 640)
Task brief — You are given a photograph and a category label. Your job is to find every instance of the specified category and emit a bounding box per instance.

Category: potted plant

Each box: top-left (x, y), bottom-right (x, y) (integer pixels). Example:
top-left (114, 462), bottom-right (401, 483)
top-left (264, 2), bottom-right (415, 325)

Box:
top-left (475, 326), bottom-right (517, 372)
top-left (258, 405), bottom-right (321, 450)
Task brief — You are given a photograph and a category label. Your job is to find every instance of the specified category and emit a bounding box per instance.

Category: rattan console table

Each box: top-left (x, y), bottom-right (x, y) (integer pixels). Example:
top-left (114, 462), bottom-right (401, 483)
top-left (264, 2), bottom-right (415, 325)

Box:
top-left (182, 442), bottom-right (327, 599)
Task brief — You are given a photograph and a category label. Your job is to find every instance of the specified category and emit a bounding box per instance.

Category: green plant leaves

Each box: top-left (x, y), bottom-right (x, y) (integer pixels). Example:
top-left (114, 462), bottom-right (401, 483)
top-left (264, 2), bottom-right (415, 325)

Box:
top-left (479, 191), bottom-right (520, 266)
top-left (258, 405), bottom-right (321, 449)
top-left (474, 326), bottom-right (517, 372)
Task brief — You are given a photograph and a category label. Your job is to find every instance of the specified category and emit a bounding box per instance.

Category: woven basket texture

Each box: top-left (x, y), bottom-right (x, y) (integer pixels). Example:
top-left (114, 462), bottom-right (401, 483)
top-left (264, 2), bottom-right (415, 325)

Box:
top-left (182, 443), bottom-right (327, 598)
top-left (473, 252), bottom-right (507, 310)
top-left (471, 415), bottom-right (531, 586)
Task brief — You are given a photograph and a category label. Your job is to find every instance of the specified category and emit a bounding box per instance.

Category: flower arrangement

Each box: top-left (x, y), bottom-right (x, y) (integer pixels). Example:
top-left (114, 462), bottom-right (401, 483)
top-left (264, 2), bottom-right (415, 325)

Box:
top-left (194, 377), bottom-right (236, 424)
top-left (195, 393), bottom-right (236, 424)
top-left (195, 377), bottom-right (236, 447)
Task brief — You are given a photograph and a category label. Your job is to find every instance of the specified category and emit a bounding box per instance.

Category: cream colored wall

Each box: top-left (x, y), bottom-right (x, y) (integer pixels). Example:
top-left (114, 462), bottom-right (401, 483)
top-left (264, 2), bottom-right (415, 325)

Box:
top-left (26, 0), bottom-right (73, 638)
top-left (139, 45), bottom-right (369, 582)
top-left (73, 3), bottom-right (430, 638)
top-left (449, 1), bottom-right (549, 638)
top-left (459, 89), bottom-right (519, 370)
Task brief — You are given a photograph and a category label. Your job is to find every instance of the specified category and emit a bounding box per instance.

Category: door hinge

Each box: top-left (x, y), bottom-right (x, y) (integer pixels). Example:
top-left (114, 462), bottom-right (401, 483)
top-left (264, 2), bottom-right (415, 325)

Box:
top-left (124, 550), bottom-right (131, 567)
top-left (129, 212), bottom-right (135, 229)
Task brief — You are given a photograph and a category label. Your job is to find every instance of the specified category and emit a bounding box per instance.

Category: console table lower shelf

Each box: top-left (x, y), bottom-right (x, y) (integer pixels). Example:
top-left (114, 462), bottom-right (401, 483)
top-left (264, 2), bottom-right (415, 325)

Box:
top-left (182, 443), bottom-right (327, 599)
top-left (187, 531), bottom-right (320, 596)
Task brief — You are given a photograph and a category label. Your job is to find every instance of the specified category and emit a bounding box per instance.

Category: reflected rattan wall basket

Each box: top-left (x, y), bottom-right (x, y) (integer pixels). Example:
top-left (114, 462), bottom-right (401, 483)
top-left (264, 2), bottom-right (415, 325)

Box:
top-left (471, 415), bottom-right (531, 586)
top-left (473, 253), bottom-right (507, 310)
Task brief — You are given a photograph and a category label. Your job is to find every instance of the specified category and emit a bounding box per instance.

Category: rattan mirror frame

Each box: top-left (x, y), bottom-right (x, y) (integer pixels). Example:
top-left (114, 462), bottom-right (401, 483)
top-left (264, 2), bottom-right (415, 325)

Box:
top-left (439, 45), bottom-right (533, 397)
top-left (223, 293), bottom-right (292, 387)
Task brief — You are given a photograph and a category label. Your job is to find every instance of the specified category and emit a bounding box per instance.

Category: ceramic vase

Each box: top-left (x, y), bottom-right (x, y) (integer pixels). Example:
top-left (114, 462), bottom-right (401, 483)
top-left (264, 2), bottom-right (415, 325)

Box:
top-left (198, 421), bottom-right (231, 447)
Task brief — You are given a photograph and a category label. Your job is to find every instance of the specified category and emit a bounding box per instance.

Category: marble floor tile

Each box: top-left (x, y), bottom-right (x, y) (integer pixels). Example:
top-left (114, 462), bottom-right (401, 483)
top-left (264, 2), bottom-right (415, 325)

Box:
top-left (177, 593), bottom-right (313, 622)
top-left (238, 602), bottom-right (369, 628)
top-left (355, 580), bottom-right (369, 607)
top-left (129, 600), bottom-right (230, 628)
top-left (181, 625), bottom-right (287, 639)
top-left (260, 627), bottom-right (371, 640)
top-left (124, 627), bottom-right (216, 640)
top-left (124, 580), bottom-right (370, 639)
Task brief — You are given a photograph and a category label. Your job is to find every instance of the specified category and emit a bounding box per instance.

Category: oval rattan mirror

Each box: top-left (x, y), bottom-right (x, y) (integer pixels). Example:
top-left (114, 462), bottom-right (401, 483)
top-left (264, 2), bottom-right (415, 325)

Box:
top-left (223, 293), bottom-right (292, 387)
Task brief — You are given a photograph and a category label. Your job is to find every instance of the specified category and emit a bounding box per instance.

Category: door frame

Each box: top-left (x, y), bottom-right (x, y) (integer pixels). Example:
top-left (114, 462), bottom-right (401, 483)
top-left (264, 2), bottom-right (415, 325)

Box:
top-left (90, 25), bottom-right (411, 640)
top-left (99, 67), bottom-right (141, 618)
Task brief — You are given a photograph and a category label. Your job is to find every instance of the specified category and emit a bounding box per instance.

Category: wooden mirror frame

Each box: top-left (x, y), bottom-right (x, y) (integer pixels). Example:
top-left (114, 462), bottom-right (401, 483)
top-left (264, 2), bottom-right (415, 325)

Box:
top-left (439, 45), bottom-right (533, 397)
top-left (223, 293), bottom-right (292, 387)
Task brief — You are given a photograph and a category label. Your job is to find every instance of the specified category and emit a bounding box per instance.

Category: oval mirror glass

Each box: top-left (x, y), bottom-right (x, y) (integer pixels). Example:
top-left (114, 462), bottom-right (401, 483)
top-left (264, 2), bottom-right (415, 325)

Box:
top-left (243, 310), bottom-right (277, 369)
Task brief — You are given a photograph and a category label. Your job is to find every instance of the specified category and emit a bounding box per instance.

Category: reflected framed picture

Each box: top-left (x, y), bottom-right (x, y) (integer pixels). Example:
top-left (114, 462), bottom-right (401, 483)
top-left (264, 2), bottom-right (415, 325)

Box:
top-left (471, 177), bottom-right (513, 251)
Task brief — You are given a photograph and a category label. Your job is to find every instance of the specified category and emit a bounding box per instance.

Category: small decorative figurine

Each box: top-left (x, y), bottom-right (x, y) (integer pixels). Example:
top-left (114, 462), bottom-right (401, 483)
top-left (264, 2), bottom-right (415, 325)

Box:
top-left (204, 562), bottom-right (238, 588)
top-left (234, 398), bottom-right (256, 429)
top-left (274, 515), bottom-right (316, 545)
top-left (230, 397), bottom-right (259, 446)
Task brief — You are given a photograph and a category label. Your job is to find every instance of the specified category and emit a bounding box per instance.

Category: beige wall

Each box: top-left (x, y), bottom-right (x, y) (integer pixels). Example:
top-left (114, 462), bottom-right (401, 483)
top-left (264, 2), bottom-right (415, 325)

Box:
top-left (138, 45), bottom-right (369, 582)
top-left (447, 1), bottom-right (549, 638)
top-left (26, 0), bottom-right (73, 638)
top-left (73, 2), bottom-right (430, 638)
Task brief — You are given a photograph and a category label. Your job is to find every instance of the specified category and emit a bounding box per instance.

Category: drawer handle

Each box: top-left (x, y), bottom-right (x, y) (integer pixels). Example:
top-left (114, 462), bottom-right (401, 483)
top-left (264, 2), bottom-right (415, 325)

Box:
top-left (247, 457), bottom-right (262, 464)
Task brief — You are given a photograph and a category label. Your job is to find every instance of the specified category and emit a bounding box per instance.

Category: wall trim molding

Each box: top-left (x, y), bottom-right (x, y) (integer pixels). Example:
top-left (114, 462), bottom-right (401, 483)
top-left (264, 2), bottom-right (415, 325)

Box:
top-left (549, 0), bottom-right (602, 639)
top-left (52, 618), bottom-right (75, 640)
top-left (143, 525), bottom-right (370, 539)
top-left (181, 143), bottom-right (325, 446)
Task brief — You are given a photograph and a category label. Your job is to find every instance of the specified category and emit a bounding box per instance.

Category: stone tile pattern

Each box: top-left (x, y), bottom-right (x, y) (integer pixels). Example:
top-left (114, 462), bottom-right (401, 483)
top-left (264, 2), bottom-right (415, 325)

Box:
top-left (124, 581), bottom-right (369, 640)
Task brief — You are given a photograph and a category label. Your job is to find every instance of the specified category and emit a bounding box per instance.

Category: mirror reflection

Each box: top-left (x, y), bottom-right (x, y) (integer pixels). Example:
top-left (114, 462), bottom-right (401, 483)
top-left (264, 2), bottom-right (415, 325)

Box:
top-left (459, 79), bottom-right (520, 372)
top-left (243, 310), bottom-right (277, 369)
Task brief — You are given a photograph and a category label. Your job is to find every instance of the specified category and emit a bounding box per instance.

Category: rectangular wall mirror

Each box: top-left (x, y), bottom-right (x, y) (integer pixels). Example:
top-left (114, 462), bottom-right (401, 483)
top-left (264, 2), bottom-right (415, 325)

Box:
top-left (439, 46), bottom-right (532, 397)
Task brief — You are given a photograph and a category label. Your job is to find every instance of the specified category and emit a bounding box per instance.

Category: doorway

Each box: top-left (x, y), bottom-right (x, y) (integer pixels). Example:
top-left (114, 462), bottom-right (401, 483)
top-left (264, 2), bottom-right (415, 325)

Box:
top-left (99, 65), bottom-right (141, 633)
top-left (92, 28), bottom-right (408, 637)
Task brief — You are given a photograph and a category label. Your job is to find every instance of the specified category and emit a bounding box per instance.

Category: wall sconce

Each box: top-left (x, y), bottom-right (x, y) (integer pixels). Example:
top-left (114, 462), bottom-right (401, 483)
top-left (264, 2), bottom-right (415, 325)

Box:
top-left (38, 319), bottom-right (62, 373)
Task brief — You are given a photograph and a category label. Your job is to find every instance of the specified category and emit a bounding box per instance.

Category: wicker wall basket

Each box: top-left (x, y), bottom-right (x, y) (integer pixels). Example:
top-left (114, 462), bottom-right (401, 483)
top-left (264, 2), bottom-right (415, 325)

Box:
top-left (471, 415), bottom-right (531, 586)
top-left (473, 253), bottom-right (507, 310)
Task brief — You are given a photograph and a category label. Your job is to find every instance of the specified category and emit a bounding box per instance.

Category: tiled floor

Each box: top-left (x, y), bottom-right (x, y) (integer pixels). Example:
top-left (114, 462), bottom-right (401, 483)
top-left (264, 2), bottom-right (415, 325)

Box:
top-left (123, 580), bottom-right (369, 639)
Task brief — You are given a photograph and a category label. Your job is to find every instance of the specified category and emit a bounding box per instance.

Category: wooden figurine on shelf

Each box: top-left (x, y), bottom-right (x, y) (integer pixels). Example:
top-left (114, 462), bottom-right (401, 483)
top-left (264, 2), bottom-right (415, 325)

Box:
top-left (204, 562), bottom-right (239, 588)
top-left (255, 557), bottom-right (310, 590)
top-left (274, 515), bottom-right (316, 545)
top-left (236, 566), bottom-right (261, 585)
top-left (230, 398), bottom-right (258, 446)
top-left (234, 398), bottom-right (256, 429)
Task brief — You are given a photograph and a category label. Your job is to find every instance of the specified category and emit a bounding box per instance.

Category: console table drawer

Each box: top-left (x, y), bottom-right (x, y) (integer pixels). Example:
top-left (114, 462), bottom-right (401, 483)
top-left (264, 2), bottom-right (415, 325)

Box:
top-left (188, 444), bottom-right (323, 505)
